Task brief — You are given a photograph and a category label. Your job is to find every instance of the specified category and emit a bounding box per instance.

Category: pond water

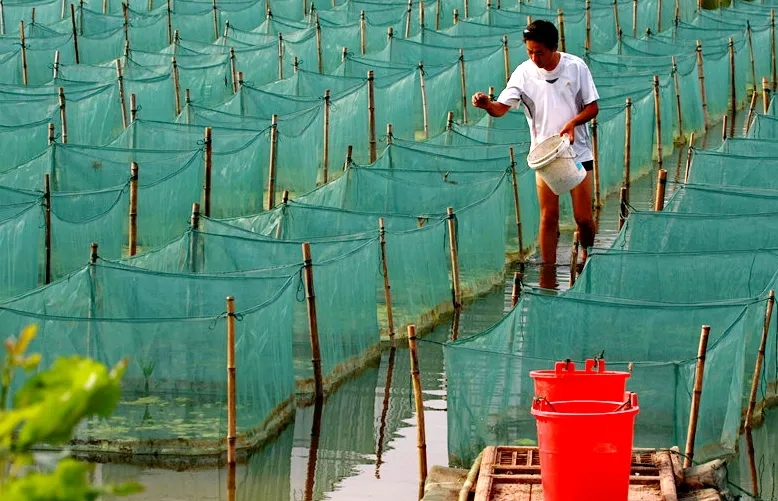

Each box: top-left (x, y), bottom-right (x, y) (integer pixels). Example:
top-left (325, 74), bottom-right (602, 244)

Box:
top-left (100, 133), bottom-right (774, 501)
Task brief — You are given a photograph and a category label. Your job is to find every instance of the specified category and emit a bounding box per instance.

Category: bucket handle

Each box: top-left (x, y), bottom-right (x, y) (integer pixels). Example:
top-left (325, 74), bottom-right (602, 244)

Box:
top-left (615, 392), bottom-right (638, 411)
top-left (532, 396), bottom-right (557, 412)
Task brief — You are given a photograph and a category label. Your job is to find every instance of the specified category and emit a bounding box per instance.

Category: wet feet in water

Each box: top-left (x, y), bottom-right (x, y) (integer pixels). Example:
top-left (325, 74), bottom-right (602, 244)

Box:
top-left (538, 264), bottom-right (559, 290)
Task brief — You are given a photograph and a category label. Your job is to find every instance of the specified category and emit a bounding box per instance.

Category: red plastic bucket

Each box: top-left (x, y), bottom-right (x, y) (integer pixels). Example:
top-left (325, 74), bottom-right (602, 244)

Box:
top-left (530, 359), bottom-right (630, 402)
top-left (531, 393), bottom-right (640, 501)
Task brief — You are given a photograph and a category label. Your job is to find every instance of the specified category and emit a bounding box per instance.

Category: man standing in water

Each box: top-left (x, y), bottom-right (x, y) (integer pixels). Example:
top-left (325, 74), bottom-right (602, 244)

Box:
top-left (472, 20), bottom-right (599, 289)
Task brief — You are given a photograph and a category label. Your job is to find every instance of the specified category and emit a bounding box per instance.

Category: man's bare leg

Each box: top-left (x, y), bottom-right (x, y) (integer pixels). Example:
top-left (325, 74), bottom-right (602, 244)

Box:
top-left (571, 171), bottom-right (595, 266)
top-left (536, 173), bottom-right (560, 288)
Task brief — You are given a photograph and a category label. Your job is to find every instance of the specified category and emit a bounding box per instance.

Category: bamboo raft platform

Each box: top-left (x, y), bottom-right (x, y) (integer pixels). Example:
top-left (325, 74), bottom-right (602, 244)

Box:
top-left (422, 445), bottom-right (733, 501)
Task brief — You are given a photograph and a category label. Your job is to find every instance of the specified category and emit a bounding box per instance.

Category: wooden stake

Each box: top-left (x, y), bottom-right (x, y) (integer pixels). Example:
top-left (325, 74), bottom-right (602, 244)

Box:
top-left (388, 26), bottom-right (393, 40)
top-left (463, 0), bottom-right (469, 18)
top-left (171, 57), bottom-right (182, 116)
top-left (223, 19), bottom-right (230, 39)
top-left (267, 115), bottom-right (278, 209)
top-left (684, 325), bottom-right (711, 468)
top-left (435, 0), bottom-right (440, 29)
top-left (744, 290), bottom-right (775, 499)
top-left (684, 132), bottom-right (694, 183)
top-left (344, 145), bottom-right (353, 171)
top-left (212, 0), bottom-right (219, 41)
top-left (70, 4), bottom-right (80, 64)
top-left (122, 1), bottom-right (128, 44)
top-left (58, 87), bottom-right (68, 144)
top-left (341, 46), bottom-right (347, 63)
top-left (360, 10), bottom-right (366, 54)
top-left (20, 21), bottom-right (28, 85)
top-left (226, 296), bottom-right (237, 465)
top-left (728, 38), bottom-right (736, 116)
top-left (203, 127), bottom-right (212, 217)
top-left (230, 48), bottom-right (237, 93)
top-left (278, 34), bottom-right (284, 79)
top-left (302, 242), bottom-right (324, 398)
top-left (368, 70), bottom-right (377, 162)
top-left (420, 1), bottom-right (425, 32)
top-left (128, 162), bottom-right (138, 256)
top-left (53, 50), bottom-right (60, 80)
top-left (116, 59), bottom-right (128, 128)
top-left (303, 397), bottom-right (323, 501)
top-left (654, 169), bottom-right (667, 211)
top-left (618, 186), bottom-right (627, 230)
top-left (672, 56), bottom-right (685, 144)
top-left (404, 0), bottom-right (412, 38)
top-left (446, 111), bottom-right (454, 131)
top-left (557, 9), bottom-right (566, 52)
top-left (721, 115), bottom-right (728, 141)
top-left (510, 272), bottom-right (522, 307)
top-left (453, 9), bottom-right (458, 24)
top-left (502, 35), bottom-right (510, 83)
top-left (696, 40), bottom-right (709, 129)
top-left (124, 39), bottom-right (130, 59)
top-left (90, 242), bottom-right (98, 264)
top-left (585, 0), bottom-right (591, 54)
top-left (509, 147), bottom-right (524, 254)
top-left (656, 0), bottom-right (662, 32)
top-left (0, 0), bottom-right (5, 35)
top-left (458, 50), bottom-right (468, 124)
top-left (747, 22), bottom-right (757, 95)
top-left (744, 89), bottom-right (757, 135)
top-left (130, 93), bottom-right (137, 123)
top-left (375, 346), bottom-right (396, 477)
top-left (227, 463), bottom-right (236, 501)
top-left (48, 123), bottom-right (55, 144)
top-left (322, 90), bottom-right (331, 182)
top-left (379, 218), bottom-right (396, 346)
top-left (613, 0), bottom-right (621, 44)
top-left (293, 56), bottom-right (299, 73)
top-left (763, 77), bottom-right (771, 114)
top-left (632, 0), bottom-right (637, 37)
top-left (44, 174), bottom-right (52, 284)
top-left (447, 207), bottom-right (462, 310)
top-left (315, 15), bottom-right (322, 73)
top-left (624, 98), bottom-right (632, 202)
top-left (166, 0), bottom-right (172, 44)
top-left (772, 10), bottom-right (776, 92)
top-left (408, 324), bottom-right (428, 489)
top-left (653, 75), bottom-right (662, 170)
top-left (415, 63), bottom-right (428, 139)
top-left (592, 117), bottom-right (601, 207)
top-left (189, 203), bottom-right (200, 272)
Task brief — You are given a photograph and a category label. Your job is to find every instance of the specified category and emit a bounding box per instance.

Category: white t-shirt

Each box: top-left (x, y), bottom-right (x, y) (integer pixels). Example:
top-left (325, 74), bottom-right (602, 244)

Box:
top-left (496, 52), bottom-right (599, 163)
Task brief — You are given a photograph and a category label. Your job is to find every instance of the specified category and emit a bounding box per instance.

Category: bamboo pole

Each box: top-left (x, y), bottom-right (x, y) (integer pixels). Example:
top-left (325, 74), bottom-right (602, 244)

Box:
top-left (223, 19), bottom-right (230, 39)
top-left (463, 0), bottom-right (469, 18)
top-left (509, 147), bottom-right (524, 255)
top-left (747, 22), bottom-right (756, 95)
top-left (624, 98), bottom-right (632, 202)
top-left (654, 169), bottom-right (667, 211)
top-left (404, 0), bottom-right (412, 38)
top-left (632, 0), bottom-right (636, 37)
top-left (502, 35), bottom-right (510, 83)
top-left (458, 50), bottom-right (468, 123)
top-left (728, 38), bottom-right (736, 116)
top-left (87, 242), bottom-right (98, 358)
top-left (744, 290), bottom-right (775, 499)
top-left (323, 90), bottom-right (331, 182)
top-left (613, 0), bottom-right (621, 43)
top-left (360, 11), bottom-right (366, 54)
top-left (226, 296), bottom-right (237, 465)
top-left (267, 115), bottom-right (278, 209)
top-left (130, 93), bottom-right (137, 123)
top-left (417, 63), bottom-right (429, 139)
top-left (303, 397), bottom-right (323, 501)
top-left (302, 242), bottom-right (324, 398)
top-left (166, 0), bottom-right (172, 44)
top-left (684, 325), bottom-right (711, 468)
top-left (379, 218), bottom-right (396, 346)
top-left (672, 56), bottom-right (685, 144)
top-left (375, 346), bottom-right (396, 477)
top-left (184, 89), bottom-right (193, 123)
top-left (408, 324), bottom-right (428, 490)
top-left (48, 123), bottom-right (55, 144)
top-left (128, 162), bottom-right (138, 256)
top-left (388, 26), bottom-right (393, 40)
top-left (585, 0), bottom-right (591, 54)
top-left (20, 21), bottom-right (28, 85)
top-left (122, 1), bottom-right (128, 44)
top-left (656, 0), bottom-right (662, 32)
top-left (453, 8), bottom-right (458, 24)
top-left (772, 10), bottom-right (776, 91)
top-left (684, 132), bottom-right (694, 183)
top-left (344, 145), bottom-right (353, 171)
top-left (722, 115), bottom-right (728, 141)
top-left (189, 203), bottom-right (200, 272)
top-left (116, 59), bottom-right (128, 128)
top-left (53, 50), bottom-right (60, 80)
top-left (212, 0), bottom-right (218, 41)
top-left (293, 56), bottom-right (299, 72)
top-left (203, 127), bottom-right (212, 217)
top-left (58, 87), bottom-right (68, 144)
top-left (316, 15), bottom-right (322, 73)
top-left (446, 111), bottom-right (454, 131)
top-left (435, 0), bottom-right (440, 29)
top-left (44, 174), bottom-right (52, 284)
top-left (230, 48), bottom-right (237, 93)
top-left (368, 70), bottom-right (377, 162)
top-left (447, 207), bottom-right (462, 310)
top-left (420, 1), bottom-right (425, 33)
top-left (653, 75), bottom-right (662, 170)
top-left (511, 272), bottom-right (522, 307)
top-left (763, 77), bottom-right (770, 114)
top-left (172, 56), bottom-right (181, 116)
top-left (557, 9), bottom-right (566, 53)
top-left (696, 40), bottom-right (709, 129)
top-left (744, 89), bottom-right (757, 135)
top-left (227, 463), bottom-right (236, 501)
top-left (618, 186), bottom-right (627, 230)
top-left (569, 230), bottom-right (580, 287)
top-left (592, 118), bottom-right (601, 207)
top-left (341, 46), bottom-right (348, 63)
top-left (277, 33), bottom-right (284, 79)
top-left (0, 0), bottom-right (4, 35)
top-left (70, 4), bottom-right (80, 64)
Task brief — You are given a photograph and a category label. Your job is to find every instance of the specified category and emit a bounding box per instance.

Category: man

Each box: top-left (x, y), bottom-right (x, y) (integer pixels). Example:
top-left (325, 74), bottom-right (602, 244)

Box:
top-left (472, 19), bottom-right (599, 289)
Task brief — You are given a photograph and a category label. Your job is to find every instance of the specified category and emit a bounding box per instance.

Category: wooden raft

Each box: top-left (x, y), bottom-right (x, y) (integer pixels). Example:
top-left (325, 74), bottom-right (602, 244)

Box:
top-left (474, 446), bottom-right (680, 501)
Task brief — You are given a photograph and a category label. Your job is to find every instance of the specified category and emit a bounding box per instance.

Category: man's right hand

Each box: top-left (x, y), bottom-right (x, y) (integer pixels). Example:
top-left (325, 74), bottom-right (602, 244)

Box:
top-left (471, 92), bottom-right (491, 109)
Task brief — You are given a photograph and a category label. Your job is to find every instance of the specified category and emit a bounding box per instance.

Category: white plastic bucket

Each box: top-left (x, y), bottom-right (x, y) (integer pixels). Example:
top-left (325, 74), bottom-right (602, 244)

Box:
top-left (527, 135), bottom-right (586, 195)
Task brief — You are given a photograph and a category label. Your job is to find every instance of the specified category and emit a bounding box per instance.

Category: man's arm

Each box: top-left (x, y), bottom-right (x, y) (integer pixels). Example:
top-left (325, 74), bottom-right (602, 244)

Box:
top-left (559, 101), bottom-right (598, 143)
top-left (472, 92), bottom-right (512, 117)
